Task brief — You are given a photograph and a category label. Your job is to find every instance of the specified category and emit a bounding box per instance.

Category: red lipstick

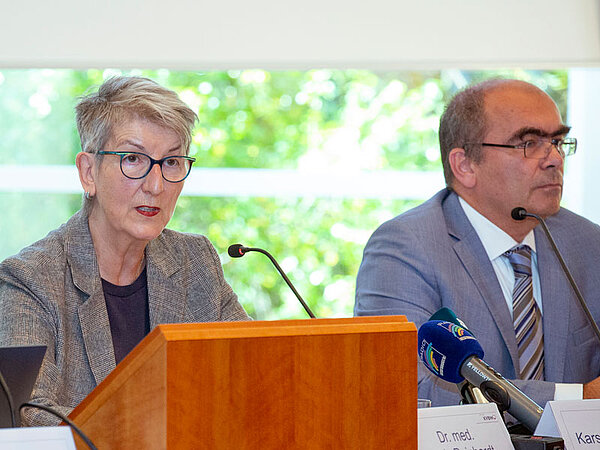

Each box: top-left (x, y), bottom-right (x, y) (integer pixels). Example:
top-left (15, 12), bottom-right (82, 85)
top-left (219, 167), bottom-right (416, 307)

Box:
top-left (136, 206), bottom-right (160, 217)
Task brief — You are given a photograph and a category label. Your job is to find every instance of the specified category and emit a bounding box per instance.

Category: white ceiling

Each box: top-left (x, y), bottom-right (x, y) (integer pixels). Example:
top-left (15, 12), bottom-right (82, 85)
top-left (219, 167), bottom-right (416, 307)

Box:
top-left (1, 0), bottom-right (599, 69)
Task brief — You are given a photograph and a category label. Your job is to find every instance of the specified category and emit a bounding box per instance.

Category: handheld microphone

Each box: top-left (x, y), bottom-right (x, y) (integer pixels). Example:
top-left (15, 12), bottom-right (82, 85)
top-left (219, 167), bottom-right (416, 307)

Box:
top-left (511, 207), bottom-right (600, 344)
top-left (430, 307), bottom-right (473, 335)
top-left (228, 244), bottom-right (316, 318)
top-left (418, 320), bottom-right (543, 432)
top-left (429, 308), bottom-right (487, 404)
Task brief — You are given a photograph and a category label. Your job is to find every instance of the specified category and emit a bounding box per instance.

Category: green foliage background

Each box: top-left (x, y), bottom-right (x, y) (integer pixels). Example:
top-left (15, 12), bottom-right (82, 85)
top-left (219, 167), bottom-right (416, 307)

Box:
top-left (0, 69), bottom-right (568, 319)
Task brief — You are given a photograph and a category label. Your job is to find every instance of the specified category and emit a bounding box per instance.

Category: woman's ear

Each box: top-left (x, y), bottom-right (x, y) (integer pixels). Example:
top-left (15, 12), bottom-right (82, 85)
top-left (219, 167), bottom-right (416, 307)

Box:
top-left (75, 152), bottom-right (97, 197)
top-left (448, 147), bottom-right (477, 189)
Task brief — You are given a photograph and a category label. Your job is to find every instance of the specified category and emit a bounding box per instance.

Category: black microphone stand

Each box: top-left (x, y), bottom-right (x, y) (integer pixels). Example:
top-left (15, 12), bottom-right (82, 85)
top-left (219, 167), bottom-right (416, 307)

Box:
top-left (512, 207), bottom-right (600, 344)
top-left (228, 244), bottom-right (316, 318)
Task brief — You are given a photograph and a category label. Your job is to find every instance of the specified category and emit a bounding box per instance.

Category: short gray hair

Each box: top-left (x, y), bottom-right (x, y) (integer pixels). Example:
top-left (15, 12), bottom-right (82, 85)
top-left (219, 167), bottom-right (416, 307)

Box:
top-left (75, 76), bottom-right (197, 211)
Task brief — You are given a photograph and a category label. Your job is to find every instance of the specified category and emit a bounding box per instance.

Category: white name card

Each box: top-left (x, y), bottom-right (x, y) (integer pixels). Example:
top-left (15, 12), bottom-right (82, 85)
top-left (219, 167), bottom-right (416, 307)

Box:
top-left (535, 399), bottom-right (600, 449)
top-left (418, 403), bottom-right (513, 450)
top-left (0, 426), bottom-right (76, 450)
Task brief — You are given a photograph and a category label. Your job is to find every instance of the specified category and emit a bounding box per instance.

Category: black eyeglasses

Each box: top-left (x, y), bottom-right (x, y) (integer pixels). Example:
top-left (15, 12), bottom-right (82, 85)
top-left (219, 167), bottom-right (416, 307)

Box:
top-left (98, 151), bottom-right (196, 183)
top-left (477, 137), bottom-right (577, 159)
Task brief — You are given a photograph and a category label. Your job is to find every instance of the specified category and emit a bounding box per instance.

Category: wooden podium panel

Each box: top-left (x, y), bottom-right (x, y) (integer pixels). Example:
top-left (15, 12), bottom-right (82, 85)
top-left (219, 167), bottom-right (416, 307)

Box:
top-left (69, 316), bottom-right (417, 449)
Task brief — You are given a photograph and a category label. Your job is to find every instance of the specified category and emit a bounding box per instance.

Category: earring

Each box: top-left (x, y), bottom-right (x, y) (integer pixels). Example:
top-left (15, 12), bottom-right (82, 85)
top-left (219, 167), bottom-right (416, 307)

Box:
top-left (84, 191), bottom-right (93, 200)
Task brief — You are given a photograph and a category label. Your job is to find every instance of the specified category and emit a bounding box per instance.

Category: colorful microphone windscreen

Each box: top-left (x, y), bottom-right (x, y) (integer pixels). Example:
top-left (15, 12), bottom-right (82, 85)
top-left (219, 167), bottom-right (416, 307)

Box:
top-left (417, 320), bottom-right (484, 384)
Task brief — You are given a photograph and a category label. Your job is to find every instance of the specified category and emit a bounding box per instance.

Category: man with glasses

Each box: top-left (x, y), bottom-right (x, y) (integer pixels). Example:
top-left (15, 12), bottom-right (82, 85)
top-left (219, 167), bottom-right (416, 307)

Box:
top-left (355, 79), bottom-right (600, 411)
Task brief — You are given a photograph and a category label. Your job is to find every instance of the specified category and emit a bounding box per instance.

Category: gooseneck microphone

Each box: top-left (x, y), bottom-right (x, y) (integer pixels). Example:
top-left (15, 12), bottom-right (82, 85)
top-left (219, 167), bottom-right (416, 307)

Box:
top-left (228, 244), bottom-right (316, 318)
top-left (511, 207), bottom-right (600, 344)
top-left (418, 320), bottom-right (543, 432)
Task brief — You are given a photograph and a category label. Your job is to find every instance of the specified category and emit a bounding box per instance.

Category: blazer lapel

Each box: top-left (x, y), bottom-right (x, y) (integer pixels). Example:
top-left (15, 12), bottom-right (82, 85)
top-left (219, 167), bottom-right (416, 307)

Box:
top-left (443, 192), bottom-right (520, 369)
top-left (146, 234), bottom-right (186, 327)
top-left (66, 210), bottom-right (116, 385)
top-left (77, 289), bottom-right (117, 384)
top-left (534, 225), bottom-right (570, 382)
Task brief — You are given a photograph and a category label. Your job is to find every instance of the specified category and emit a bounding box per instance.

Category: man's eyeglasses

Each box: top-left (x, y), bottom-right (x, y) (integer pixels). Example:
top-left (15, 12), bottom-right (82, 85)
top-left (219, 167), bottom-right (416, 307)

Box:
top-left (477, 137), bottom-right (577, 159)
top-left (98, 151), bottom-right (196, 183)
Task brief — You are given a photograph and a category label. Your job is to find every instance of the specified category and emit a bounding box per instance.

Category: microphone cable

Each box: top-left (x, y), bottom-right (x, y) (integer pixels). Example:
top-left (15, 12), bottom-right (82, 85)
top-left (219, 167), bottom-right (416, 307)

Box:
top-left (0, 369), bottom-right (16, 427)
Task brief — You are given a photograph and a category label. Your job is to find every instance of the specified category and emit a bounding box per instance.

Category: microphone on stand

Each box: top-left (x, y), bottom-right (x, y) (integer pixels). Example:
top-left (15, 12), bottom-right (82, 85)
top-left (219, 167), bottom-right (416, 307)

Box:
top-left (511, 207), bottom-right (600, 344)
top-left (228, 244), bottom-right (316, 318)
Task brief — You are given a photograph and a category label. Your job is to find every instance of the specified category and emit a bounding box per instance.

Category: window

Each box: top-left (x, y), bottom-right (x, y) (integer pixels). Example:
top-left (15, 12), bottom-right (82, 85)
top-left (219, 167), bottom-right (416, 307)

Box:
top-left (0, 69), bottom-right (569, 319)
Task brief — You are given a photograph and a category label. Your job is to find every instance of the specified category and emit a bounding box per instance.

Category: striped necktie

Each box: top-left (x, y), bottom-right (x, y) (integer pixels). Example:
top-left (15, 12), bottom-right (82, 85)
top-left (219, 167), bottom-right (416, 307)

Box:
top-left (504, 245), bottom-right (545, 380)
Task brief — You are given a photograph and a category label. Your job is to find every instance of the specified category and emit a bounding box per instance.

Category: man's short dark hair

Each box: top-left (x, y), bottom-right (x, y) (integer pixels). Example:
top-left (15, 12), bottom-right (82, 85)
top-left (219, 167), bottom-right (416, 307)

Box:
top-left (439, 79), bottom-right (512, 187)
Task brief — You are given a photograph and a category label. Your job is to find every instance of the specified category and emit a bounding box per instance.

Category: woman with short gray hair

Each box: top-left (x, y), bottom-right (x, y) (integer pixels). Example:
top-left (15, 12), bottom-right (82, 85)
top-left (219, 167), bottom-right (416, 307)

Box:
top-left (0, 76), bottom-right (250, 426)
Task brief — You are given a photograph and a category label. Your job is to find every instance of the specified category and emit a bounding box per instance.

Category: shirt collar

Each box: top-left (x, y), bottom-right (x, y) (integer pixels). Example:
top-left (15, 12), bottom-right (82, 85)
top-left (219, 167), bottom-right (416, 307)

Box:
top-left (458, 196), bottom-right (536, 260)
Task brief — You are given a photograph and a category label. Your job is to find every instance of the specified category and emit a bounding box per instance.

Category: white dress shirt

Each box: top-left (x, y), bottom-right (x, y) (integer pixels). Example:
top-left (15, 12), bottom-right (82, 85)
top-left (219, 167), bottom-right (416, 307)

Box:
top-left (458, 197), bottom-right (541, 314)
top-left (458, 196), bottom-right (582, 400)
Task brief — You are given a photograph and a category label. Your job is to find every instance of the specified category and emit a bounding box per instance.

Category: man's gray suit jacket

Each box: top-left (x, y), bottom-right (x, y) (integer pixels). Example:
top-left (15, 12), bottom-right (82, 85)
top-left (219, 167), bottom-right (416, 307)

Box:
top-left (355, 189), bottom-right (600, 409)
top-left (0, 209), bottom-right (249, 426)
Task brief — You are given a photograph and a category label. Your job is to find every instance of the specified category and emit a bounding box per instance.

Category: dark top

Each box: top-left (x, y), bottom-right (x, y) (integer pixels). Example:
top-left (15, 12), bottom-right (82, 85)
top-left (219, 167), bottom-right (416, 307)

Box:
top-left (102, 268), bottom-right (150, 365)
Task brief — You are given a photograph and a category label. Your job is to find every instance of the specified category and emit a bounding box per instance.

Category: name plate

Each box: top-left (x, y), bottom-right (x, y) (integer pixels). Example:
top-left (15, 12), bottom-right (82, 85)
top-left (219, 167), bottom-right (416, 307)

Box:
top-left (419, 403), bottom-right (513, 450)
top-left (0, 426), bottom-right (76, 450)
top-left (535, 399), bottom-right (600, 449)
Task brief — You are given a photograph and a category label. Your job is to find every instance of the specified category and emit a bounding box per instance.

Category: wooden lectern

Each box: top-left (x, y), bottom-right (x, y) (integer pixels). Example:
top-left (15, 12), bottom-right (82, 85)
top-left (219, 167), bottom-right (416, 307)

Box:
top-left (69, 316), bottom-right (417, 449)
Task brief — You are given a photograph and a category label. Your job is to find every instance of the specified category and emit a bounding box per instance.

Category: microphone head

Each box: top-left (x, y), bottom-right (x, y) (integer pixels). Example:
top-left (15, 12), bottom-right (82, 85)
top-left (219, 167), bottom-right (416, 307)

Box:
top-left (511, 207), bottom-right (528, 221)
top-left (228, 244), bottom-right (245, 258)
top-left (418, 320), bottom-right (484, 384)
top-left (429, 307), bottom-right (473, 335)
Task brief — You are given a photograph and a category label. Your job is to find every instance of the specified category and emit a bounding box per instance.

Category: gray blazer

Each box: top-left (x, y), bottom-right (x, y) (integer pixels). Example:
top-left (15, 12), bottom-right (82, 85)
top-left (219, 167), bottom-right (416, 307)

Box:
top-left (0, 210), bottom-right (250, 426)
top-left (355, 189), bottom-right (600, 408)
